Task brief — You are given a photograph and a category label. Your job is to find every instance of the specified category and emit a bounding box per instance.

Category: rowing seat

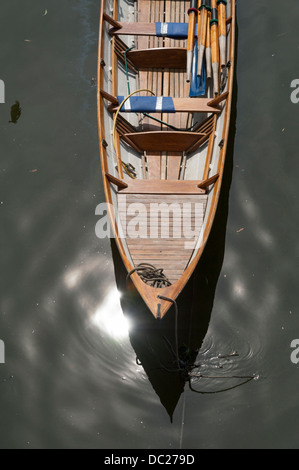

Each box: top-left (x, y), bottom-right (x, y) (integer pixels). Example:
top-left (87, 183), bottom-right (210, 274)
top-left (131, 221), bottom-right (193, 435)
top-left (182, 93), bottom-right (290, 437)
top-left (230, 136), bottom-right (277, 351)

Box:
top-left (123, 131), bottom-right (206, 153)
top-left (124, 47), bottom-right (187, 70)
top-left (118, 179), bottom-right (205, 194)
top-left (107, 95), bottom-right (221, 114)
top-left (101, 89), bottom-right (227, 115)
top-left (107, 175), bottom-right (220, 193)
top-left (103, 11), bottom-right (192, 39)
top-left (105, 17), bottom-right (232, 38)
top-left (107, 19), bottom-right (196, 39)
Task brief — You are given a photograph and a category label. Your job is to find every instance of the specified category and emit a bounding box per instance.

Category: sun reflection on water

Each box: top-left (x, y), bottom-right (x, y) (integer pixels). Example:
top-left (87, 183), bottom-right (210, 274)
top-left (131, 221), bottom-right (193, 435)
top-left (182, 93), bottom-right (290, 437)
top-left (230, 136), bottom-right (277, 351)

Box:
top-left (91, 287), bottom-right (131, 339)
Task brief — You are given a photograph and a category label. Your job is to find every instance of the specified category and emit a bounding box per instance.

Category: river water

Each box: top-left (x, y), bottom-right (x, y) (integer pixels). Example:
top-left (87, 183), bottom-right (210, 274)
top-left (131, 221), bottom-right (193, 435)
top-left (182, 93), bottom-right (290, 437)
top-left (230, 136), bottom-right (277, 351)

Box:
top-left (1, 0), bottom-right (299, 450)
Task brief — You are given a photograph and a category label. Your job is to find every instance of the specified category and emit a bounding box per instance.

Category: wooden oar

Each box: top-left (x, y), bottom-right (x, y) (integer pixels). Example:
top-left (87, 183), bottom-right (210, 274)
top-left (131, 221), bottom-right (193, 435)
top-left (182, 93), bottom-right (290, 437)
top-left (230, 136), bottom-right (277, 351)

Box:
top-left (186, 0), bottom-right (198, 83)
top-left (218, 0), bottom-right (227, 68)
top-left (210, 0), bottom-right (220, 94)
top-left (196, 0), bottom-right (208, 76)
top-left (205, 1), bottom-right (212, 79)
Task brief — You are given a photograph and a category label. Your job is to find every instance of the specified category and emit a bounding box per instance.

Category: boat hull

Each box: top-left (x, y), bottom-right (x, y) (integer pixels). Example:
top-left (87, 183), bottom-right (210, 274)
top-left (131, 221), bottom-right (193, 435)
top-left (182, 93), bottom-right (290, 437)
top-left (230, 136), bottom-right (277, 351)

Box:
top-left (97, 0), bottom-right (236, 318)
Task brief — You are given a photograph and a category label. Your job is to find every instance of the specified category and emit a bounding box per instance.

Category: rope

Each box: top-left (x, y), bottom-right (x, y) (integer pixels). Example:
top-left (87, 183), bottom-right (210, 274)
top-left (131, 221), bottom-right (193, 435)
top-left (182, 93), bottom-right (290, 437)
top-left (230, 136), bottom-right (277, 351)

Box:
top-left (127, 263), bottom-right (172, 288)
top-left (124, 45), bottom-right (136, 95)
top-left (141, 113), bottom-right (197, 132)
top-left (188, 375), bottom-right (256, 395)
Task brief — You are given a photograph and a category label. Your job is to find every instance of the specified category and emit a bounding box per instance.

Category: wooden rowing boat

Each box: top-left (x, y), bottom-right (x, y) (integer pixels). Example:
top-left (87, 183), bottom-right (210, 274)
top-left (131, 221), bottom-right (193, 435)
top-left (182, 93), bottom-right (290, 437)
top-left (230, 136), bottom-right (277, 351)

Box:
top-left (97, 0), bottom-right (236, 319)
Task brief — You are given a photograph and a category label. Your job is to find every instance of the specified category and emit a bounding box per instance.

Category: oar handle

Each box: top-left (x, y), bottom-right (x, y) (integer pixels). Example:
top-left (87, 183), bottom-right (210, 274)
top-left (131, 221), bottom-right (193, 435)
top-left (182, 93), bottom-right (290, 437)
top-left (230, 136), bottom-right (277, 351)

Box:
top-left (205, 7), bottom-right (212, 78)
top-left (210, 0), bottom-right (220, 94)
top-left (217, 0), bottom-right (227, 67)
top-left (197, 0), bottom-right (210, 75)
top-left (186, 2), bottom-right (198, 82)
top-left (217, 0), bottom-right (227, 36)
top-left (187, 7), bottom-right (198, 15)
top-left (187, 3), bottom-right (198, 51)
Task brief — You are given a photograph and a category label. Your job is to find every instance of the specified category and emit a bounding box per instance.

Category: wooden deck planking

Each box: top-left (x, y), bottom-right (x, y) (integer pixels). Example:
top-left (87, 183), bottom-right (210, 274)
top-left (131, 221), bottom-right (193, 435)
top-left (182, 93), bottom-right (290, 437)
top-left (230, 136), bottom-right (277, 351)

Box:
top-left (147, 153), bottom-right (161, 179)
top-left (167, 153), bottom-right (182, 180)
top-left (118, 192), bottom-right (208, 284)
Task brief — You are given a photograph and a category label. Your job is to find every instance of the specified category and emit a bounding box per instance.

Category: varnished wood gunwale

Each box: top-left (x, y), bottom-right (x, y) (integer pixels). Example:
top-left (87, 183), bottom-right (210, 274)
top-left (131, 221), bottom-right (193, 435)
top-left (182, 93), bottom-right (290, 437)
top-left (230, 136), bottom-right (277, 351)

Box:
top-left (97, 0), bottom-right (236, 318)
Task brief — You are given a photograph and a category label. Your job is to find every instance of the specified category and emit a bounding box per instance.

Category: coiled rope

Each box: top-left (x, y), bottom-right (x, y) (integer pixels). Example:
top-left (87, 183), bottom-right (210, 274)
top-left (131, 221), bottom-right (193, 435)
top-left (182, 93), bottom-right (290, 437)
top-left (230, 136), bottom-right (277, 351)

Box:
top-left (127, 263), bottom-right (172, 289)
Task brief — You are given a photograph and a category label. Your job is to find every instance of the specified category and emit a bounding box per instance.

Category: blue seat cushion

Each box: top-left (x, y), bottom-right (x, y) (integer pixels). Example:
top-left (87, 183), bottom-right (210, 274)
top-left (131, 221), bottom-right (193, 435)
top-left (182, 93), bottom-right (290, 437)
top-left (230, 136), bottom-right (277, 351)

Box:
top-left (155, 22), bottom-right (193, 39)
top-left (117, 96), bottom-right (175, 113)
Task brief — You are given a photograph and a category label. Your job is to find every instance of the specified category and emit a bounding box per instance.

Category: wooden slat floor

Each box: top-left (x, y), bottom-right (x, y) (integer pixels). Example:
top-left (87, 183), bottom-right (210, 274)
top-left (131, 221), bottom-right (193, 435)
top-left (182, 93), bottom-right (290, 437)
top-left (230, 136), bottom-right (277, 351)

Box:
top-left (118, 193), bottom-right (208, 284)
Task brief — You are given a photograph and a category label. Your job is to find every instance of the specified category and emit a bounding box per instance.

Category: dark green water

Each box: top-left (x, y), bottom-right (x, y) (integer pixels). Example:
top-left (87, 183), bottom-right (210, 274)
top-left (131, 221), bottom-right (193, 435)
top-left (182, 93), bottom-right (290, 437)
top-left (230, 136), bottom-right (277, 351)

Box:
top-left (1, 0), bottom-right (299, 449)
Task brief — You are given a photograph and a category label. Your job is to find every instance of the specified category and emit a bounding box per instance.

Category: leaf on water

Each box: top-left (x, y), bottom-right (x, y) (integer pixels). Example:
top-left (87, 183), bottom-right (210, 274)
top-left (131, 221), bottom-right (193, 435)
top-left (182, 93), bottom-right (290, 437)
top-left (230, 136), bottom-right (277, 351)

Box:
top-left (9, 101), bottom-right (22, 124)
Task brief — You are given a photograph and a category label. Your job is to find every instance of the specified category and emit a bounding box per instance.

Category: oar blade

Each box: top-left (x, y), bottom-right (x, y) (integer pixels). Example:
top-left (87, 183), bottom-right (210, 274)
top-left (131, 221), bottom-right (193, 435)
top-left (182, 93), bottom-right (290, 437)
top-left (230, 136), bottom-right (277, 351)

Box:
top-left (189, 39), bottom-right (206, 97)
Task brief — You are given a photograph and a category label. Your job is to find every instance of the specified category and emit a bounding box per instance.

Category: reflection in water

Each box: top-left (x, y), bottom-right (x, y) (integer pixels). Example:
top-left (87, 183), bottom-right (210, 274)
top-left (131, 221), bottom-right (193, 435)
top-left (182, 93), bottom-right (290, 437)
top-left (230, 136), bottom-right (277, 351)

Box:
top-left (9, 100), bottom-right (22, 124)
top-left (91, 287), bottom-right (131, 339)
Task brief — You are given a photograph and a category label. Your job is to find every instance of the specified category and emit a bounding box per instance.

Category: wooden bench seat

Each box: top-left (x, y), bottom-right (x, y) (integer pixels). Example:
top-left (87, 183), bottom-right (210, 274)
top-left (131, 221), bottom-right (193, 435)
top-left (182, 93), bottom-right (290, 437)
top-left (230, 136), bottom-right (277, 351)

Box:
top-left (107, 19), bottom-right (232, 37)
top-left (117, 176), bottom-right (219, 194)
top-left (123, 131), bottom-right (206, 153)
top-left (125, 47), bottom-right (187, 70)
top-left (107, 96), bottom-right (221, 114)
top-left (109, 22), bottom-right (157, 37)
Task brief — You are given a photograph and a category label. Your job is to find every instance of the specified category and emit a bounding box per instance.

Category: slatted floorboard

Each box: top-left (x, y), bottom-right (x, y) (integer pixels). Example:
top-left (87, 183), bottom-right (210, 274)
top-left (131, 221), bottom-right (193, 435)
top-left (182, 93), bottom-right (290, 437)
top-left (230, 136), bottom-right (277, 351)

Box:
top-left (118, 193), bottom-right (208, 284)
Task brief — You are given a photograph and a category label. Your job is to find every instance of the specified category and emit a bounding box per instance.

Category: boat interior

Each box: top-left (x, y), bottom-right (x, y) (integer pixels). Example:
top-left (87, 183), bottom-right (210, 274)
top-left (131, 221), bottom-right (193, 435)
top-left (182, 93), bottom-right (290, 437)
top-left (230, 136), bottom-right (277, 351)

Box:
top-left (99, 0), bottom-right (233, 296)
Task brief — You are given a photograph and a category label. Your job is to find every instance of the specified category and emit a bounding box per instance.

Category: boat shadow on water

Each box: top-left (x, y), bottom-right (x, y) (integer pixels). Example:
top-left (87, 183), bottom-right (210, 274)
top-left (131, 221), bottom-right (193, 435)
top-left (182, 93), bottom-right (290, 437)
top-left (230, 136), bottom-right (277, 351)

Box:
top-left (110, 24), bottom-right (239, 421)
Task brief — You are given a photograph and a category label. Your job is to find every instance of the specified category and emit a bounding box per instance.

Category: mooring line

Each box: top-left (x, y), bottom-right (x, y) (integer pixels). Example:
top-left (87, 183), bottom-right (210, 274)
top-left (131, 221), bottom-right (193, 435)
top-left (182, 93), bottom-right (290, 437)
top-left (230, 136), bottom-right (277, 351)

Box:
top-left (179, 393), bottom-right (186, 450)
